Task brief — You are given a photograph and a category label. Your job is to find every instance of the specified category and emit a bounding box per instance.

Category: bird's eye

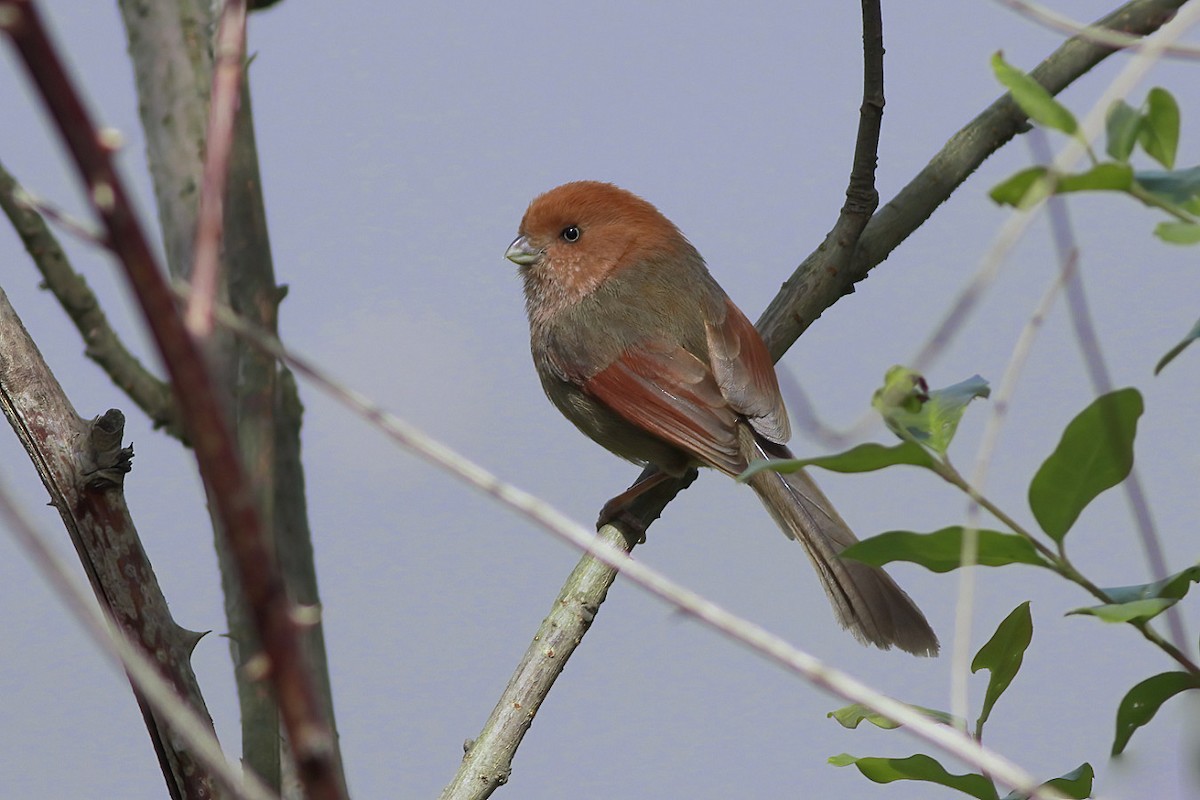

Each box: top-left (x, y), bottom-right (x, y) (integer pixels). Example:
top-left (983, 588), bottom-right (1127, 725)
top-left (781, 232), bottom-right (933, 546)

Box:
top-left (560, 226), bottom-right (581, 243)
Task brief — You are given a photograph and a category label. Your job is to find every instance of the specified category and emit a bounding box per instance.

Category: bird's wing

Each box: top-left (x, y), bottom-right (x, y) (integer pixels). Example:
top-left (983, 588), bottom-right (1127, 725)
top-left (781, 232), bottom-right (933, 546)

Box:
top-left (582, 340), bottom-right (746, 475)
top-left (704, 297), bottom-right (790, 444)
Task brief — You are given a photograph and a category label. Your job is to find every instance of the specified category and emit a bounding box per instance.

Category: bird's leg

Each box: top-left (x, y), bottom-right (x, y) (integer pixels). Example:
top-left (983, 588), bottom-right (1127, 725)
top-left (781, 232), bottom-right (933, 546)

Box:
top-left (596, 466), bottom-right (672, 538)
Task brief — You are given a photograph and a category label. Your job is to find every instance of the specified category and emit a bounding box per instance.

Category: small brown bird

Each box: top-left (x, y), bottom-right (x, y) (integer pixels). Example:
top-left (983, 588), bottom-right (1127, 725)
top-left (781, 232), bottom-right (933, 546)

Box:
top-left (506, 181), bottom-right (938, 655)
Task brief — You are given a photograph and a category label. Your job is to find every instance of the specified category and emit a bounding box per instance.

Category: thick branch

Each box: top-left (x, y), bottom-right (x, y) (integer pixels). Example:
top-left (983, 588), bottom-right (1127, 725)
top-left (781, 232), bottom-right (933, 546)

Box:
top-left (0, 287), bottom-right (220, 800)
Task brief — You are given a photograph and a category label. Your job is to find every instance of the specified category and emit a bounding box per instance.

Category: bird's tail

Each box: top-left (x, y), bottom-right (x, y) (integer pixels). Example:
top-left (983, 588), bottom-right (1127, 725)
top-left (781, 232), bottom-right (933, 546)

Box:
top-left (742, 429), bottom-right (939, 656)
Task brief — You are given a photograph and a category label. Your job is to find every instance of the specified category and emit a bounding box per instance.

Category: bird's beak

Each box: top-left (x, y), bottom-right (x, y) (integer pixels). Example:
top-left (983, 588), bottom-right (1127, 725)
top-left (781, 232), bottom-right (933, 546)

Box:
top-left (505, 235), bottom-right (540, 266)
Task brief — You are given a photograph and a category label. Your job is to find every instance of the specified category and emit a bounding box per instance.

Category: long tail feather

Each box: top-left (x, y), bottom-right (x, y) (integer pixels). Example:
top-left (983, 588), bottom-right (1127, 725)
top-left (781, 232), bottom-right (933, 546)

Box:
top-left (742, 429), bottom-right (939, 656)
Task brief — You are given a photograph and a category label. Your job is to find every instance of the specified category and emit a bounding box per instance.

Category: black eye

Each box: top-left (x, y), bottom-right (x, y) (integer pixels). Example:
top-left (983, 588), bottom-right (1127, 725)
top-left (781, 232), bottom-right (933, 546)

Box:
top-left (560, 225), bottom-right (581, 243)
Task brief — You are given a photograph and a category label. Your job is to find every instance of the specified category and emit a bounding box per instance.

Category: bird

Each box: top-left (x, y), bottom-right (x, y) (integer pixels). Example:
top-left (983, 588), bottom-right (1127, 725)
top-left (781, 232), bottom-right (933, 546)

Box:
top-left (505, 180), bottom-right (938, 656)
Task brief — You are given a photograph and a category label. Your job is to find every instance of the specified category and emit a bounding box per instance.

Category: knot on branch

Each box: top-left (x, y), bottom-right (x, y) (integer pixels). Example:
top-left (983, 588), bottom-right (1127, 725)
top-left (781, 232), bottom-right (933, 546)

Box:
top-left (82, 408), bottom-right (133, 490)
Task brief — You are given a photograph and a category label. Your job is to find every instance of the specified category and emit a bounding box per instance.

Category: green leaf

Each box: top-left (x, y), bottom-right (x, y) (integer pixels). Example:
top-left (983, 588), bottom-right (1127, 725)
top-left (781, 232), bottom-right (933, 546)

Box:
top-left (1136, 166), bottom-right (1200, 204)
top-left (1139, 87), bottom-right (1180, 169)
top-left (1028, 388), bottom-right (1143, 542)
top-left (1102, 564), bottom-right (1200, 603)
top-left (1056, 162), bottom-right (1133, 193)
top-left (990, 166), bottom-right (1051, 208)
top-left (992, 52), bottom-right (1077, 135)
top-left (1002, 763), bottom-right (1094, 800)
top-left (830, 753), bottom-right (999, 800)
top-left (738, 441), bottom-right (935, 482)
top-left (991, 164), bottom-right (1133, 208)
top-left (1156, 318), bottom-right (1200, 374)
top-left (972, 602), bottom-right (1033, 731)
top-left (1067, 597), bottom-right (1177, 623)
top-left (827, 703), bottom-right (960, 731)
top-left (1106, 100), bottom-right (1142, 161)
top-left (840, 528), bottom-right (1048, 573)
top-left (873, 367), bottom-right (990, 454)
top-left (1112, 671), bottom-right (1199, 755)
top-left (1154, 221), bottom-right (1200, 245)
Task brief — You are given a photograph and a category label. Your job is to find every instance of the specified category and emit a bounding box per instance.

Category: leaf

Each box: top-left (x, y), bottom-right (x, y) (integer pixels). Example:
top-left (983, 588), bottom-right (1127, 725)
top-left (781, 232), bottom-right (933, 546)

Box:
top-left (990, 166), bottom-right (1051, 208)
top-left (1067, 597), bottom-right (1177, 623)
top-left (1056, 162), bottom-right (1133, 193)
top-left (1154, 221), bottom-right (1200, 245)
top-left (829, 753), bottom-right (999, 800)
top-left (1028, 388), bottom-right (1143, 542)
top-left (1002, 763), bottom-right (1094, 800)
top-left (972, 602), bottom-right (1033, 731)
top-left (1112, 671), bottom-right (1199, 755)
top-left (1106, 100), bottom-right (1142, 161)
top-left (1136, 166), bottom-right (1200, 204)
top-left (991, 164), bottom-right (1133, 208)
top-left (873, 367), bottom-right (990, 454)
top-left (1156, 318), bottom-right (1200, 373)
top-left (992, 52), bottom-right (1077, 135)
top-left (1069, 561), bottom-right (1200, 623)
top-left (840, 528), bottom-right (1048, 573)
top-left (1139, 87), bottom-right (1180, 169)
top-left (827, 703), bottom-right (960, 731)
top-left (738, 441), bottom-right (935, 481)
top-left (1102, 564), bottom-right (1200, 603)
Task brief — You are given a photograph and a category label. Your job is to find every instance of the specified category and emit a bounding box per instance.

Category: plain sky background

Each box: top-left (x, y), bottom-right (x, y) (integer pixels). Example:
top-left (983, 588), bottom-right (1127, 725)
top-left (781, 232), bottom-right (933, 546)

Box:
top-left (2, 2), bottom-right (1198, 799)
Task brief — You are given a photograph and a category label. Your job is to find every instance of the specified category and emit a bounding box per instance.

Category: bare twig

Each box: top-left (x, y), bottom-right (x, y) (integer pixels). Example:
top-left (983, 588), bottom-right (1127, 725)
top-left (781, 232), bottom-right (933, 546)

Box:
top-left (993, 0), bottom-right (1200, 59)
top-left (0, 160), bottom-right (182, 436)
top-left (0, 4), bottom-right (345, 799)
top-left (185, 0), bottom-right (247, 339)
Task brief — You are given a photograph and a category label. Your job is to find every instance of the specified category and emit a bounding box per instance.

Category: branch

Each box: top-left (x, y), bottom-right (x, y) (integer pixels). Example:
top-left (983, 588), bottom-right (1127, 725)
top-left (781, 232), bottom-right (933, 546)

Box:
top-left (992, 0), bottom-right (1200, 59)
top-left (184, 0), bottom-right (246, 338)
top-left (0, 287), bottom-right (222, 799)
top-left (0, 4), bottom-right (346, 800)
top-left (0, 160), bottom-right (181, 436)
top-left (757, 0), bottom-right (1187, 357)
top-left (0, 452), bottom-right (277, 800)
